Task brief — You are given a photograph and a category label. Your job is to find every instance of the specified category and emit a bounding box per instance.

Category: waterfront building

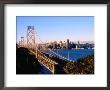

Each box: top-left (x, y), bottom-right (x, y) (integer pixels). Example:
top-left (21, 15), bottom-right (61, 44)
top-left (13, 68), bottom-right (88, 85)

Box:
top-left (53, 41), bottom-right (57, 49)
top-left (62, 41), bottom-right (66, 49)
top-left (59, 41), bottom-right (63, 49)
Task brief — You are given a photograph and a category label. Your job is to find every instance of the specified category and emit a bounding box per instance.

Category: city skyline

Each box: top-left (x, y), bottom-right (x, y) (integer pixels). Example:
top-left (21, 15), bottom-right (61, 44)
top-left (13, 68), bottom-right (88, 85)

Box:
top-left (16, 16), bottom-right (94, 43)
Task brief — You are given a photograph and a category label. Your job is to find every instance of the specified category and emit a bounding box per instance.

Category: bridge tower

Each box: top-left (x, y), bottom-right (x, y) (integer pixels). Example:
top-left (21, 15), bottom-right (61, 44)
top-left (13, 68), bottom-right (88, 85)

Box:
top-left (27, 26), bottom-right (36, 52)
top-left (19, 37), bottom-right (24, 47)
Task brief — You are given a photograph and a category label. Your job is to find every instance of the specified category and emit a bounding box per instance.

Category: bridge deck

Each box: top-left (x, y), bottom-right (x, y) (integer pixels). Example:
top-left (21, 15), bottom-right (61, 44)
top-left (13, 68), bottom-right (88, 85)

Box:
top-left (29, 50), bottom-right (58, 74)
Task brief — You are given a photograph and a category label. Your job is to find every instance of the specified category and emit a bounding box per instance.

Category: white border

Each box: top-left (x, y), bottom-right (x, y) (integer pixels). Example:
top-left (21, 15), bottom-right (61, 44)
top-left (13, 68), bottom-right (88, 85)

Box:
top-left (5, 4), bottom-right (107, 87)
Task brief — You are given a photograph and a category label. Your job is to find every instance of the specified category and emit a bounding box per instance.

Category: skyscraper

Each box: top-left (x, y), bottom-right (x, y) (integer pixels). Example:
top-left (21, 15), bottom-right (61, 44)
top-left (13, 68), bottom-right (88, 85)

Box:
top-left (66, 39), bottom-right (70, 49)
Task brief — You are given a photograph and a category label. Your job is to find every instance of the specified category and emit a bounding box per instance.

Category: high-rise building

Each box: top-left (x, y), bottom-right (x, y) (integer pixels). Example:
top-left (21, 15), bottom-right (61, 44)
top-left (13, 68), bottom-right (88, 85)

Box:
top-left (66, 39), bottom-right (70, 49)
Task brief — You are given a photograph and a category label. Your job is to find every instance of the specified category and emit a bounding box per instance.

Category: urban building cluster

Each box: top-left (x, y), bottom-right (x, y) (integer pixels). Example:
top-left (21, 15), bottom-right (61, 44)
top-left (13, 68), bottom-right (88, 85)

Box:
top-left (44, 39), bottom-right (94, 50)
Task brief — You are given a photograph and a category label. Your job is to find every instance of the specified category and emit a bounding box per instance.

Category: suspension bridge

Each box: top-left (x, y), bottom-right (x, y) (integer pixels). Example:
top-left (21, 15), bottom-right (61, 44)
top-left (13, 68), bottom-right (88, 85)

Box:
top-left (17, 26), bottom-right (73, 74)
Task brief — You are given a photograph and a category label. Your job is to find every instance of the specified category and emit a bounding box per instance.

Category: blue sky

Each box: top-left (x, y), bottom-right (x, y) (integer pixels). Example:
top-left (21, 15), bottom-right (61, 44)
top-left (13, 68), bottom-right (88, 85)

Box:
top-left (16, 16), bottom-right (94, 43)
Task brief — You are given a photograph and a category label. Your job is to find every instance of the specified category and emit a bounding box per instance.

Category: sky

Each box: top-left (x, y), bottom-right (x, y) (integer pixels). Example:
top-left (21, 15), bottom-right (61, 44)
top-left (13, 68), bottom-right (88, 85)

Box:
top-left (16, 16), bottom-right (94, 43)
